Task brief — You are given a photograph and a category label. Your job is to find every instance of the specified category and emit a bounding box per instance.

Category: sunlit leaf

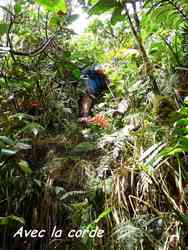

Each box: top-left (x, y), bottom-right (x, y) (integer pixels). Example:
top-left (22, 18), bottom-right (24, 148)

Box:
top-left (32, 127), bottom-right (39, 136)
top-left (0, 215), bottom-right (25, 225)
top-left (12, 112), bottom-right (33, 121)
top-left (111, 5), bottom-right (124, 25)
top-left (49, 15), bottom-right (64, 30)
top-left (17, 122), bottom-right (44, 136)
top-left (160, 144), bottom-right (182, 157)
top-left (179, 107), bottom-right (188, 115)
top-left (0, 149), bottom-right (17, 157)
top-left (89, 0), bottom-right (115, 15)
top-left (14, 142), bottom-right (32, 150)
top-left (19, 160), bottom-right (32, 174)
top-left (175, 118), bottom-right (188, 126)
top-left (14, 3), bottom-right (22, 14)
top-left (88, 0), bottom-right (98, 4)
top-left (55, 186), bottom-right (65, 195)
top-left (36, 0), bottom-right (67, 13)
top-left (94, 208), bottom-right (112, 223)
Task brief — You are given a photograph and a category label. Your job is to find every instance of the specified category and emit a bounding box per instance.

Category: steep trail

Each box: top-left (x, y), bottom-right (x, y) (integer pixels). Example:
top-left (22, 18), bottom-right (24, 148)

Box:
top-left (13, 130), bottom-right (106, 250)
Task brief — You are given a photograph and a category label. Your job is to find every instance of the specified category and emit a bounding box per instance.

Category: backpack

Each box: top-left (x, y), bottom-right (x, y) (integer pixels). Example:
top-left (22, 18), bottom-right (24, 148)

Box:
top-left (86, 69), bottom-right (109, 96)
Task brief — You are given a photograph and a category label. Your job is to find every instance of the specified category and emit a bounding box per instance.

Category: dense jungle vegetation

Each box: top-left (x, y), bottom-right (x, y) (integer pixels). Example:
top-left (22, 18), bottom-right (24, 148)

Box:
top-left (2, 0), bottom-right (188, 249)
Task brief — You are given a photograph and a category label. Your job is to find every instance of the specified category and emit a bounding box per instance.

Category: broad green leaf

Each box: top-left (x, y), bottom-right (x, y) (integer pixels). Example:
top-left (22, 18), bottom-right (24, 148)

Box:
top-left (12, 112), bottom-right (33, 121)
top-left (160, 146), bottom-right (183, 157)
top-left (0, 23), bottom-right (9, 36)
top-left (89, 0), bottom-right (116, 15)
top-left (173, 209), bottom-right (188, 227)
top-left (177, 213), bottom-right (188, 226)
top-left (178, 137), bottom-right (188, 147)
top-left (180, 107), bottom-right (188, 115)
top-left (55, 186), bottom-right (65, 195)
top-left (49, 15), bottom-right (64, 30)
top-left (14, 3), bottom-right (22, 14)
top-left (89, 0), bottom-right (98, 4)
top-left (0, 149), bottom-right (17, 157)
top-left (174, 127), bottom-right (188, 135)
top-left (72, 68), bottom-right (81, 79)
top-left (66, 14), bottom-right (79, 24)
top-left (0, 215), bottom-right (25, 225)
top-left (36, 0), bottom-right (67, 13)
top-left (175, 118), bottom-right (188, 126)
top-left (17, 122), bottom-right (44, 136)
top-left (94, 208), bottom-right (112, 223)
top-left (0, 136), bottom-right (14, 145)
top-left (175, 138), bottom-right (188, 152)
top-left (19, 160), bottom-right (32, 174)
top-left (32, 128), bottom-right (38, 136)
top-left (166, 147), bottom-right (184, 156)
top-left (111, 5), bottom-right (124, 25)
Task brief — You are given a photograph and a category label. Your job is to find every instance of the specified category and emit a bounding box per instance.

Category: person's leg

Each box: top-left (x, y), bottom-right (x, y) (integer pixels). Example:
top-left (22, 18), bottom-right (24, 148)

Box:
top-left (80, 94), bottom-right (93, 117)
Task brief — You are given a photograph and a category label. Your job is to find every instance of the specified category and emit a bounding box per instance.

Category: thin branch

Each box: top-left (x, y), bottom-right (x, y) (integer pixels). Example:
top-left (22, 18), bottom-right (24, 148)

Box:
top-left (168, 0), bottom-right (188, 23)
top-left (45, 12), bottom-right (49, 39)
top-left (6, 16), bottom-right (16, 62)
top-left (9, 35), bottom-right (55, 57)
top-left (0, 5), bottom-right (14, 18)
top-left (124, 4), bottom-right (160, 94)
top-left (145, 0), bottom-right (167, 15)
top-left (132, 2), bottom-right (140, 33)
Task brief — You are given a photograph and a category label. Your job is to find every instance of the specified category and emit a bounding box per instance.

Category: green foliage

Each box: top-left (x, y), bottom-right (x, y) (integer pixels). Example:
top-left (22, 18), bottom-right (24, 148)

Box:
top-left (0, 136), bottom-right (14, 145)
top-left (88, 0), bottom-right (126, 28)
top-left (0, 135), bottom-right (31, 161)
top-left (36, 0), bottom-right (67, 12)
top-left (159, 98), bottom-right (188, 157)
top-left (73, 142), bottom-right (97, 153)
top-left (0, 22), bottom-right (9, 37)
top-left (71, 31), bottom-right (105, 64)
top-left (18, 160), bottom-right (32, 175)
top-left (89, 0), bottom-right (116, 15)
top-left (14, 3), bottom-right (22, 15)
top-left (1, 0), bottom-right (188, 249)
top-left (111, 5), bottom-right (124, 25)
top-left (94, 207), bottom-right (112, 223)
top-left (0, 215), bottom-right (25, 225)
top-left (0, 148), bottom-right (17, 157)
top-left (145, 0), bottom-right (188, 29)
top-left (173, 209), bottom-right (188, 227)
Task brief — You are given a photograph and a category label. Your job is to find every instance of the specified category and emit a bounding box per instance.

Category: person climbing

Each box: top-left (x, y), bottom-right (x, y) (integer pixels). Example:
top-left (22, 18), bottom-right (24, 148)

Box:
top-left (79, 64), bottom-right (110, 124)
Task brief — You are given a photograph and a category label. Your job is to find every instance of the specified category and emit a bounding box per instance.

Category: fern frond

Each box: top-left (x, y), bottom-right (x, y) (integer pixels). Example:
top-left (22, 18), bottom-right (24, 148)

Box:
top-left (145, 0), bottom-right (188, 28)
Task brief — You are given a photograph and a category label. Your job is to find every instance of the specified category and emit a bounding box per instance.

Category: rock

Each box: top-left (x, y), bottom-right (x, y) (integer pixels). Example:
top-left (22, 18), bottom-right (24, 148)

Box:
top-left (113, 99), bottom-right (130, 117)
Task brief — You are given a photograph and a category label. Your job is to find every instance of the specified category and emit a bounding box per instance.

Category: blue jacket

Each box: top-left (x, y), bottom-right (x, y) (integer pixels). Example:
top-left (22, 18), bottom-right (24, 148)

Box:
top-left (85, 70), bottom-right (107, 96)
